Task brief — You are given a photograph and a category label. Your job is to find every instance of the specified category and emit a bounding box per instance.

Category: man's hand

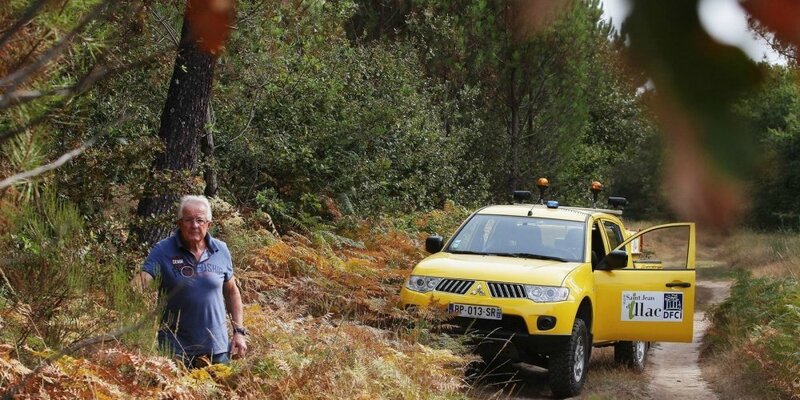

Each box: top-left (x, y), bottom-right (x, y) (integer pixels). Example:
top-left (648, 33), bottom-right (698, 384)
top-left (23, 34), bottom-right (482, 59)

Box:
top-left (230, 330), bottom-right (248, 359)
top-left (223, 277), bottom-right (247, 359)
top-left (130, 271), bottom-right (153, 293)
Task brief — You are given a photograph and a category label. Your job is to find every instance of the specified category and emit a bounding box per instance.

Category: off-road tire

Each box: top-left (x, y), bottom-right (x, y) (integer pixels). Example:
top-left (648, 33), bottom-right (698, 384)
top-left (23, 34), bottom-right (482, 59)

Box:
top-left (614, 340), bottom-right (648, 372)
top-left (548, 318), bottom-right (589, 399)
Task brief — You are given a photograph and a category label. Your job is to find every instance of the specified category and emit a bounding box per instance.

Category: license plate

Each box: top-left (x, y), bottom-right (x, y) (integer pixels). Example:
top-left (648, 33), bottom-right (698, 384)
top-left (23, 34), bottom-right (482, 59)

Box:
top-left (448, 303), bottom-right (502, 320)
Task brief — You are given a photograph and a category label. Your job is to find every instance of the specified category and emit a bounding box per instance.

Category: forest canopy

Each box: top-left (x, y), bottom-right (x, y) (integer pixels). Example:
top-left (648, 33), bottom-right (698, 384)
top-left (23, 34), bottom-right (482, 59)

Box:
top-left (2, 0), bottom-right (799, 236)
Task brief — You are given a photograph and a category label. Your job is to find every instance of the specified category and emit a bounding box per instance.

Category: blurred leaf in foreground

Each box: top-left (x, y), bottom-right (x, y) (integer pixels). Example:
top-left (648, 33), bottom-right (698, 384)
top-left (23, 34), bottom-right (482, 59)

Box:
top-left (187, 0), bottom-right (236, 56)
top-left (623, 0), bottom-right (764, 228)
top-left (743, 0), bottom-right (800, 50)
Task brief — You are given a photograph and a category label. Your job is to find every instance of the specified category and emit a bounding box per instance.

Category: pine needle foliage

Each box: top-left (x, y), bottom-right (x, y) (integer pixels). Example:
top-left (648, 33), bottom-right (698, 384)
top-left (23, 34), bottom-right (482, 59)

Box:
top-left (0, 191), bottom-right (100, 347)
top-left (1, 131), bottom-right (46, 202)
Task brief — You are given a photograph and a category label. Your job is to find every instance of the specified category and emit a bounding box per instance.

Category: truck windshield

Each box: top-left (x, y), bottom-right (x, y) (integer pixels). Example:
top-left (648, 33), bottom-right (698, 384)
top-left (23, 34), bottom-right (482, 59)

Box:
top-left (446, 214), bottom-right (585, 262)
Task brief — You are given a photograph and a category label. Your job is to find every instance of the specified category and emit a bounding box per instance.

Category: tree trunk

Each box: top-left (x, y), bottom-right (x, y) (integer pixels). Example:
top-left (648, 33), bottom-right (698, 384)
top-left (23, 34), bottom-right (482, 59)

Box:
top-left (508, 65), bottom-right (521, 195)
top-left (134, 10), bottom-right (216, 247)
top-left (202, 103), bottom-right (218, 197)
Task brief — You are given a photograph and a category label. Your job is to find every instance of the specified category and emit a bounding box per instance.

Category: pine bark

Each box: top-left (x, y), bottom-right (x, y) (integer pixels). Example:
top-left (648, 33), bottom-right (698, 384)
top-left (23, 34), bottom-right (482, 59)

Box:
top-left (134, 11), bottom-right (215, 247)
top-left (507, 64), bottom-right (521, 194)
top-left (202, 104), bottom-right (219, 197)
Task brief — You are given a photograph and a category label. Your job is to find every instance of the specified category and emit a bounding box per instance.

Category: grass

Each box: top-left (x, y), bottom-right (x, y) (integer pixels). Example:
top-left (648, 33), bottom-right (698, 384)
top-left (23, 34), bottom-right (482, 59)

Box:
top-left (713, 230), bottom-right (800, 278)
top-left (464, 347), bottom-right (650, 399)
top-left (229, 304), bottom-right (470, 399)
top-left (700, 230), bottom-right (800, 400)
top-left (11, 210), bottom-right (779, 398)
top-left (0, 208), bottom-right (687, 399)
top-left (0, 204), bottom-right (475, 399)
top-left (581, 348), bottom-right (651, 400)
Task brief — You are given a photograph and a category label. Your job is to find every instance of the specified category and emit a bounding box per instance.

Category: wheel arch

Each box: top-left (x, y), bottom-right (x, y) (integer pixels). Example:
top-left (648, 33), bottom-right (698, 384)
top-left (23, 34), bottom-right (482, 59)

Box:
top-left (576, 297), bottom-right (593, 334)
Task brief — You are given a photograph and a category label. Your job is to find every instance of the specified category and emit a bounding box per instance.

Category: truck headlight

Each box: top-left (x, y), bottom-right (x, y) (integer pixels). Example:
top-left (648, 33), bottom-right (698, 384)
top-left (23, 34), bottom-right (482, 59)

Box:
top-left (405, 275), bottom-right (442, 293)
top-left (524, 285), bottom-right (569, 302)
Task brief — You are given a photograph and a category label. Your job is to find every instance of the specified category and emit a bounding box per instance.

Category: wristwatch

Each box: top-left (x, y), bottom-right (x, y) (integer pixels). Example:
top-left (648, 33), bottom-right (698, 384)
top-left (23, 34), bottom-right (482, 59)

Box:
top-left (233, 326), bottom-right (248, 336)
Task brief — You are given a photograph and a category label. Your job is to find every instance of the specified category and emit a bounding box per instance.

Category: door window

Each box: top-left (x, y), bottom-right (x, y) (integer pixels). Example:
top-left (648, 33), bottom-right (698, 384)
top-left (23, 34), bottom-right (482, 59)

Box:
top-left (590, 222), bottom-right (606, 267)
top-left (626, 225), bottom-right (691, 269)
top-left (603, 221), bottom-right (624, 250)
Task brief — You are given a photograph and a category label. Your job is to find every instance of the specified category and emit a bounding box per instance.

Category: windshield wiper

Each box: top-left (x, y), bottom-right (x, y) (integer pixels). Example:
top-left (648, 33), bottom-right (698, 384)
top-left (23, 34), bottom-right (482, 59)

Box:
top-left (505, 253), bottom-right (567, 262)
top-left (448, 250), bottom-right (564, 261)
top-left (449, 250), bottom-right (500, 256)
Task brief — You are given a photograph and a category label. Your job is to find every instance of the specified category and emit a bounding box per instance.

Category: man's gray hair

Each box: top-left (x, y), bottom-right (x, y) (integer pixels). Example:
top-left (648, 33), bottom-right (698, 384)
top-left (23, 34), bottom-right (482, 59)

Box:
top-left (177, 195), bottom-right (213, 221)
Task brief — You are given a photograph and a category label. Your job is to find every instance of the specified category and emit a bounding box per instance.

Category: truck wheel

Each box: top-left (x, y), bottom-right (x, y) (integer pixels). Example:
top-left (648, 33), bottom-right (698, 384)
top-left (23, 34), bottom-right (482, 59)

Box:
top-left (614, 340), bottom-right (648, 372)
top-left (548, 318), bottom-right (588, 399)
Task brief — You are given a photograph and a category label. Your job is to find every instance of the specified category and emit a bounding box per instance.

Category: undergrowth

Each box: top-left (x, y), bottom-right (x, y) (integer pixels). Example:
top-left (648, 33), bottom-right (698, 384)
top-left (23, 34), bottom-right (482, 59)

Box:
top-left (706, 232), bottom-right (800, 399)
top-left (715, 230), bottom-right (800, 278)
top-left (0, 199), bottom-right (474, 399)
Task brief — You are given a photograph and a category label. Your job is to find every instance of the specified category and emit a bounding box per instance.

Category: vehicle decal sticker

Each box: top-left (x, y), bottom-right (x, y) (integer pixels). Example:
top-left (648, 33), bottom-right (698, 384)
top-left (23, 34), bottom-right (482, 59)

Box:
top-left (621, 291), bottom-right (683, 322)
top-left (451, 240), bottom-right (461, 249)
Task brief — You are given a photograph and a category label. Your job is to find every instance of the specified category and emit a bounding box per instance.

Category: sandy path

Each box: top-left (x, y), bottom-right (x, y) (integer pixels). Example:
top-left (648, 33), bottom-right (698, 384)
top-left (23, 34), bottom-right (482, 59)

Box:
top-left (647, 280), bottom-right (731, 400)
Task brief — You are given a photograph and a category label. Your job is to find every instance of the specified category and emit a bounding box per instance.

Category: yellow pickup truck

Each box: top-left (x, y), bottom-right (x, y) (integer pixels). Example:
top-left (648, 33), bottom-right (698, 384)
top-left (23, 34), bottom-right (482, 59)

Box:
top-left (400, 186), bottom-right (695, 398)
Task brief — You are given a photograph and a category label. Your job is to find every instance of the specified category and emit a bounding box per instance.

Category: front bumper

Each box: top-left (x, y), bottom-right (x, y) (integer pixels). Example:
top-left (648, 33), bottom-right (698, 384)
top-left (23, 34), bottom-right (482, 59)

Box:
top-left (400, 286), bottom-right (578, 337)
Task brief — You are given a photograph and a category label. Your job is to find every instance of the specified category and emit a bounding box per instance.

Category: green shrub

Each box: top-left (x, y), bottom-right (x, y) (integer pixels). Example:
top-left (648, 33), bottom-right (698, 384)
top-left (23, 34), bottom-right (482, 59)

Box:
top-left (707, 273), bottom-right (800, 397)
top-left (0, 192), bottom-right (98, 347)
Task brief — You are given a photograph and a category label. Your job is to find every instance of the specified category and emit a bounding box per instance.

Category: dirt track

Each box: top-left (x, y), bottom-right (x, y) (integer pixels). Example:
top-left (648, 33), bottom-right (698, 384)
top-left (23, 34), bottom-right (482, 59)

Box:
top-left (647, 280), bottom-right (731, 400)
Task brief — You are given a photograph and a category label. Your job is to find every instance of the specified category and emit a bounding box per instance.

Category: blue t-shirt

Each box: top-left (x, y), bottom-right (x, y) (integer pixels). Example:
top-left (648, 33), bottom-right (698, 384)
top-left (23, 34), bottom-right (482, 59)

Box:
top-left (142, 231), bottom-right (234, 356)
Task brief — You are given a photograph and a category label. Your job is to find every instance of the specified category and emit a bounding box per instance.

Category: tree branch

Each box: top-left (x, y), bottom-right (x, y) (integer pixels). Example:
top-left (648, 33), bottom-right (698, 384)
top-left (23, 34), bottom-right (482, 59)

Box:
top-left (0, 112), bottom-right (128, 193)
top-left (0, 138), bottom-right (97, 192)
top-left (0, 49), bottom-right (168, 111)
top-left (216, 99), bottom-right (257, 149)
top-left (0, 49), bottom-right (168, 146)
top-left (151, 8), bottom-right (180, 48)
top-left (0, 0), bottom-right (116, 92)
top-left (0, 265), bottom-right (16, 298)
top-left (0, 0), bottom-right (49, 50)
top-left (238, 0), bottom-right (270, 25)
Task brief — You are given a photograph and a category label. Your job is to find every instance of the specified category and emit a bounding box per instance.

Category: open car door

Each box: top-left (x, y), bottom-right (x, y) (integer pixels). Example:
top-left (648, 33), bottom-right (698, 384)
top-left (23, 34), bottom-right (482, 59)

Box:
top-left (593, 223), bottom-right (695, 343)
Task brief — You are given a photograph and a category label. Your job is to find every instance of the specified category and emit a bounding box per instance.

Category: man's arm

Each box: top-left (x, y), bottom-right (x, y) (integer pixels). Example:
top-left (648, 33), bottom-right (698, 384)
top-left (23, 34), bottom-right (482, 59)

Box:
top-left (130, 271), bottom-right (154, 293)
top-left (223, 277), bottom-right (247, 358)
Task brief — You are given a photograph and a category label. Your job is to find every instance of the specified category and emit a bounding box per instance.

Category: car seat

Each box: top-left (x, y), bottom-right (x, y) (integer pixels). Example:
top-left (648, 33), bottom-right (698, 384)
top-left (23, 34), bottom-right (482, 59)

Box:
top-left (484, 221), bottom-right (519, 253)
top-left (562, 228), bottom-right (583, 258)
top-left (517, 225), bottom-right (543, 254)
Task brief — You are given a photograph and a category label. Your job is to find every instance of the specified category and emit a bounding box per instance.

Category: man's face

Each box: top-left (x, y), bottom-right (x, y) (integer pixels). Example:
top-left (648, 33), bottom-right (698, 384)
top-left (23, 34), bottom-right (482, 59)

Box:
top-left (178, 204), bottom-right (211, 246)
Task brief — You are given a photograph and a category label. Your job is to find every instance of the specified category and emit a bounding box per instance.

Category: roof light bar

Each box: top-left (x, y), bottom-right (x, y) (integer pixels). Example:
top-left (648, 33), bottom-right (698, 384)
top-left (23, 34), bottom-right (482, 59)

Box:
top-left (590, 181), bottom-right (603, 208)
top-left (537, 178), bottom-right (549, 205)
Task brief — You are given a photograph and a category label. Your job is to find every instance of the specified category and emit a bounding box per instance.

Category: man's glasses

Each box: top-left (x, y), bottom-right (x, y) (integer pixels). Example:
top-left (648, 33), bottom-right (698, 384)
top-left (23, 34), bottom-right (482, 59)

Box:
top-left (180, 217), bottom-right (209, 225)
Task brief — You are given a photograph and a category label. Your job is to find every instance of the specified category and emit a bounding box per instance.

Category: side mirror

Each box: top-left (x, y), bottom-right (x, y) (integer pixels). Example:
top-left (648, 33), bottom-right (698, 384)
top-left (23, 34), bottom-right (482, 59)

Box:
top-left (425, 235), bottom-right (444, 253)
top-left (596, 249), bottom-right (628, 270)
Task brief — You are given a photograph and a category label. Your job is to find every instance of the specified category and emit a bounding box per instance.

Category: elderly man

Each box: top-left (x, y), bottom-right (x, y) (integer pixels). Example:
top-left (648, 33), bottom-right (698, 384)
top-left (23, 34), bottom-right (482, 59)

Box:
top-left (131, 195), bottom-right (247, 367)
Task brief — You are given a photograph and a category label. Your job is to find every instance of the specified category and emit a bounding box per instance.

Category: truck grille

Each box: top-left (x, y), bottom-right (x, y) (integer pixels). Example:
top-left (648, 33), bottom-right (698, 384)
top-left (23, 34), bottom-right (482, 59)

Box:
top-left (488, 282), bottom-right (526, 298)
top-left (435, 279), bottom-right (474, 294)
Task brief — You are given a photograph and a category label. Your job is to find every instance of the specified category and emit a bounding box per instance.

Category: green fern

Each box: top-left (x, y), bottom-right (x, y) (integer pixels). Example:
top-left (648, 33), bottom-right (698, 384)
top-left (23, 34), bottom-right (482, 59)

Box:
top-left (315, 229), bottom-right (365, 249)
